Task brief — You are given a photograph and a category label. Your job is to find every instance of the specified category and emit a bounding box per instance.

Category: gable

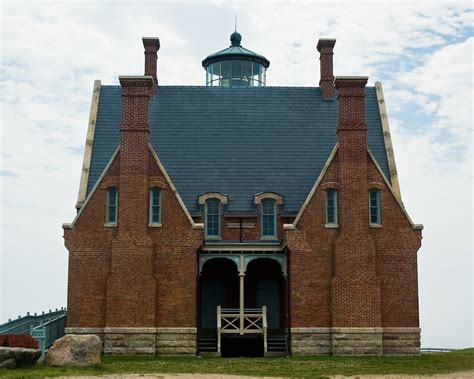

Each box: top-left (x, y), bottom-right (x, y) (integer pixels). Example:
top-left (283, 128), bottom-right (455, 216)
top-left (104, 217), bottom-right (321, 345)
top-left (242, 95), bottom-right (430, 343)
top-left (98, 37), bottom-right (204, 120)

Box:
top-left (87, 85), bottom-right (390, 215)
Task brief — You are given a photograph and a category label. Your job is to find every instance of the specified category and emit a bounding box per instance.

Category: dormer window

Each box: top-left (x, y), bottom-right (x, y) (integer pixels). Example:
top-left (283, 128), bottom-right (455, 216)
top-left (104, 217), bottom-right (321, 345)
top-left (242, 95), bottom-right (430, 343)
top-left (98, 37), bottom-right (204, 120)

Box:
top-left (198, 192), bottom-right (228, 239)
top-left (261, 198), bottom-right (277, 238)
top-left (105, 187), bottom-right (118, 225)
top-left (205, 199), bottom-right (221, 238)
top-left (254, 192), bottom-right (282, 240)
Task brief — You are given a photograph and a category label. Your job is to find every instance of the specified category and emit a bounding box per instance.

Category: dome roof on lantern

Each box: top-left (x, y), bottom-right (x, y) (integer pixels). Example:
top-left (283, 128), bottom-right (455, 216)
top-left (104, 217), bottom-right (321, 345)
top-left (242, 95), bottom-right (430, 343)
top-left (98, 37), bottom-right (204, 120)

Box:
top-left (202, 32), bottom-right (270, 69)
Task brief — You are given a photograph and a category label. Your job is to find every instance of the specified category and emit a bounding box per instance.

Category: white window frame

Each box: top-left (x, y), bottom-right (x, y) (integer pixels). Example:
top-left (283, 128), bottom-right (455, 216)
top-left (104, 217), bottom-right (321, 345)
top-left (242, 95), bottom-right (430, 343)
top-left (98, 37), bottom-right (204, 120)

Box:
top-left (325, 189), bottom-right (338, 227)
top-left (105, 187), bottom-right (118, 226)
top-left (261, 198), bottom-right (277, 239)
top-left (205, 198), bottom-right (221, 239)
top-left (369, 189), bottom-right (381, 226)
top-left (149, 187), bottom-right (162, 226)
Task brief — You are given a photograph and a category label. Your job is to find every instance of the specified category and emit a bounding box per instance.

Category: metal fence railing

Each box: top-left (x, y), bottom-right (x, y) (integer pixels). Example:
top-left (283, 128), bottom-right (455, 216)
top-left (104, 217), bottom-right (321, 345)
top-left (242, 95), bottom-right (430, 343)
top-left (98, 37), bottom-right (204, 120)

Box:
top-left (0, 308), bottom-right (67, 359)
top-left (421, 348), bottom-right (457, 353)
top-left (31, 314), bottom-right (67, 359)
top-left (0, 308), bottom-right (66, 335)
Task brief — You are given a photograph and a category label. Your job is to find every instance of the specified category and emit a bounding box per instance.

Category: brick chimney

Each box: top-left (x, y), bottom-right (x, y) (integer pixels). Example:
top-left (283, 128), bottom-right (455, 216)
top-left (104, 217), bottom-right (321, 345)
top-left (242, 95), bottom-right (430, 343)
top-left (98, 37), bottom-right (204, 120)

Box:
top-left (106, 75), bottom-right (156, 327)
top-left (331, 76), bottom-right (382, 332)
top-left (118, 75), bottom-right (154, 230)
top-left (142, 37), bottom-right (160, 83)
top-left (316, 38), bottom-right (336, 99)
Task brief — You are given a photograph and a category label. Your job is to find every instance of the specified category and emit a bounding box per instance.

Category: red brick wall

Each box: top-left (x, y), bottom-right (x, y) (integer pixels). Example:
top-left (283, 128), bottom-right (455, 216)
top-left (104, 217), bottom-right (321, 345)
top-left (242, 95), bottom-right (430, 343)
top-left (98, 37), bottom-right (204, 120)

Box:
top-left (285, 155), bottom-right (338, 327)
top-left (65, 77), bottom-right (202, 329)
top-left (285, 151), bottom-right (421, 329)
top-left (65, 74), bottom-right (420, 334)
top-left (285, 77), bottom-right (421, 330)
top-left (0, 334), bottom-right (39, 349)
top-left (65, 152), bottom-right (203, 328)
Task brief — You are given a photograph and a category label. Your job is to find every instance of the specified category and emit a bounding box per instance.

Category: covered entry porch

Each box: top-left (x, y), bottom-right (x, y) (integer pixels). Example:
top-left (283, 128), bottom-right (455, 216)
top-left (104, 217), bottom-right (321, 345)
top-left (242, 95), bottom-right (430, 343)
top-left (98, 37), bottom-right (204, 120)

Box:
top-left (198, 241), bottom-right (289, 357)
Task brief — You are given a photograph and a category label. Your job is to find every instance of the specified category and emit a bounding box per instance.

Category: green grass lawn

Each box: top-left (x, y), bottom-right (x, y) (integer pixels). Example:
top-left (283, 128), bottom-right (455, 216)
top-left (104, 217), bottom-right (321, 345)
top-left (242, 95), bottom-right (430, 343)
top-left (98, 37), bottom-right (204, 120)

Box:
top-left (1, 349), bottom-right (473, 378)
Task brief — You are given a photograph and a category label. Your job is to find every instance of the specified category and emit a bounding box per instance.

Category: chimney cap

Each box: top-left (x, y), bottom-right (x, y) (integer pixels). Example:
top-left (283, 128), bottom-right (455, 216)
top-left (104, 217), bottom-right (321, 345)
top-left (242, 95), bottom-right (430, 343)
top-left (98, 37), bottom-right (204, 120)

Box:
top-left (334, 76), bottom-right (368, 88)
top-left (142, 37), bottom-right (160, 50)
top-left (317, 38), bottom-right (336, 52)
top-left (119, 75), bottom-right (155, 88)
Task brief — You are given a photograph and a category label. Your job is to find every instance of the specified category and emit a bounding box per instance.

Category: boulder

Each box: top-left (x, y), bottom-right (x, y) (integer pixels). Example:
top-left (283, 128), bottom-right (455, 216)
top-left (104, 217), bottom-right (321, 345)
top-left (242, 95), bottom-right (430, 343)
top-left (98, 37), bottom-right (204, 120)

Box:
top-left (44, 334), bottom-right (101, 367)
top-left (0, 347), bottom-right (41, 368)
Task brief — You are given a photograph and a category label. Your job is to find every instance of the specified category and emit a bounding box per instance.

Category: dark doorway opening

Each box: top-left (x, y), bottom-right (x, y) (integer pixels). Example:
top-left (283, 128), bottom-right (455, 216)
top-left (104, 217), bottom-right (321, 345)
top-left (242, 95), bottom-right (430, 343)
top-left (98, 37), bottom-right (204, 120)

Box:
top-left (200, 258), bottom-right (239, 330)
top-left (221, 336), bottom-right (264, 357)
top-left (245, 258), bottom-right (287, 331)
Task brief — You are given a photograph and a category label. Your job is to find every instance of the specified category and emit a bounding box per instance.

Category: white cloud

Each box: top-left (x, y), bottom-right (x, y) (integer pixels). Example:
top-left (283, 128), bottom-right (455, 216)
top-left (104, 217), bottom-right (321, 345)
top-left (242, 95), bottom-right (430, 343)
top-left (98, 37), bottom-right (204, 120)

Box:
top-left (398, 38), bottom-right (473, 137)
top-left (0, 1), bottom-right (472, 349)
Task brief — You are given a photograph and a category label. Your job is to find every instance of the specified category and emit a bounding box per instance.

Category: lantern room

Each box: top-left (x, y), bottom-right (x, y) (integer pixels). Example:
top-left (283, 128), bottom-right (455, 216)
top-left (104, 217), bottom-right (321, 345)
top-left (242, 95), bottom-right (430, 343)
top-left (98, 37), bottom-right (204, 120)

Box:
top-left (202, 31), bottom-right (270, 87)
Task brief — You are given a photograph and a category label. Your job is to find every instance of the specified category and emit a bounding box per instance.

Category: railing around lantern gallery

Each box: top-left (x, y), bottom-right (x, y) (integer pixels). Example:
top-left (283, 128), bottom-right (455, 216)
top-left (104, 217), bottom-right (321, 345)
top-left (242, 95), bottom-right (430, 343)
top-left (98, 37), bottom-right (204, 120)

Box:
top-left (217, 306), bottom-right (267, 354)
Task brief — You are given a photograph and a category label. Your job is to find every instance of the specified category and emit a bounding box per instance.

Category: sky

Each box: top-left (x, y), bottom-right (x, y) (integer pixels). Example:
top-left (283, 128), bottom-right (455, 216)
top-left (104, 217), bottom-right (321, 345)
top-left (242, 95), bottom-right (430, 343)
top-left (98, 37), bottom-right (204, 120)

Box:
top-left (0, 1), bottom-right (472, 349)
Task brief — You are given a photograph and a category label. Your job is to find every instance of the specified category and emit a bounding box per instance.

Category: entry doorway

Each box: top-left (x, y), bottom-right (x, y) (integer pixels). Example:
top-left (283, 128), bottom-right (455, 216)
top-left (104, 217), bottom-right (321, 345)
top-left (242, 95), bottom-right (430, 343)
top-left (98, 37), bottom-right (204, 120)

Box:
top-left (199, 258), bottom-right (239, 331)
top-left (256, 280), bottom-right (280, 329)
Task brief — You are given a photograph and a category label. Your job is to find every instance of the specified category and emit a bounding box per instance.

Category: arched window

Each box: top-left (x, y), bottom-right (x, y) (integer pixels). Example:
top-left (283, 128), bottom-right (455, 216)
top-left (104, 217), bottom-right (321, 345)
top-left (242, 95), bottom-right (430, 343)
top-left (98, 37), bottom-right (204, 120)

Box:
top-left (105, 187), bottom-right (118, 225)
top-left (369, 189), bottom-right (381, 225)
top-left (261, 198), bottom-right (276, 238)
top-left (205, 198), bottom-right (221, 238)
top-left (149, 187), bottom-right (161, 225)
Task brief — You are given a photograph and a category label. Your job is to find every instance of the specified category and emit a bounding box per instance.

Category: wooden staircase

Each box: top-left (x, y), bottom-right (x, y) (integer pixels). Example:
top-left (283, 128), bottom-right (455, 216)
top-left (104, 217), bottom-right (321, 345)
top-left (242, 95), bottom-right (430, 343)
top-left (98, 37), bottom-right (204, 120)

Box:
top-left (198, 330), bottom-right (289, 357)
top-left (265, 332), bottom-right (289, 356)
top-left (198, 332), bottom-right (219, 356)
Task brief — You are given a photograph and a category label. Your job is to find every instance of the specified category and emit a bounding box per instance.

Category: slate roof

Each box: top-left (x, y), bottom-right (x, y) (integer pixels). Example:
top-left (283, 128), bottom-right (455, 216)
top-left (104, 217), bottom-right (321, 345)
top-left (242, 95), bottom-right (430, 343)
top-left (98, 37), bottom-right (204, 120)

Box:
top-left (88, 86), bottom-right (389, 215)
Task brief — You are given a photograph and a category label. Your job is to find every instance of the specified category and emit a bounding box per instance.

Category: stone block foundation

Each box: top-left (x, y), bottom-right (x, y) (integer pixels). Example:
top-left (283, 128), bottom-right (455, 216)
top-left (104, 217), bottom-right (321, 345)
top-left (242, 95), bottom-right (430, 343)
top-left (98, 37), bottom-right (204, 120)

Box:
top-left (382, 327), bottom-right (421, 356)
top-left (291, 327), bottom-right (420, 356)
top-left (332, 327), bottom-right (383, 356)
top-left (65, 327), bottom-right (197, 356)
top-left (155, 327), bottom-right (197, 356)
top-left (291, 328), bottom-right (332, 355)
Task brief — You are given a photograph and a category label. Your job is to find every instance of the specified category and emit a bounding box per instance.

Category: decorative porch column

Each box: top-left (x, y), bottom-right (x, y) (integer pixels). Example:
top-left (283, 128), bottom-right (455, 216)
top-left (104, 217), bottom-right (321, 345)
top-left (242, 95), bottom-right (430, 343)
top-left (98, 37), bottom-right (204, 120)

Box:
top-left (239, 255), bottom-right (245, 335)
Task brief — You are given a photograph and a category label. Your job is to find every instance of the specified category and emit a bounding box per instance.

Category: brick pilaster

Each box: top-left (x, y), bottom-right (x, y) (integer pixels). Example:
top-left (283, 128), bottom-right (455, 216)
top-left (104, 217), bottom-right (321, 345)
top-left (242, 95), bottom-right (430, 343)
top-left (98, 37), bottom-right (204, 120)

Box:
top-left (331, 76), bottom-right (382, 328)
top-left (106, 76), bottom-right (156, 328)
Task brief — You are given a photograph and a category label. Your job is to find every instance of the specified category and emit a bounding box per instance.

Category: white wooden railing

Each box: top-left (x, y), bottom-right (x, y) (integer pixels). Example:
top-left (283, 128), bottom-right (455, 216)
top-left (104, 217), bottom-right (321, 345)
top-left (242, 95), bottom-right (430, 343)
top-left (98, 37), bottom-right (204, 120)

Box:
top-left (217, 306), bottom-right (267, 353)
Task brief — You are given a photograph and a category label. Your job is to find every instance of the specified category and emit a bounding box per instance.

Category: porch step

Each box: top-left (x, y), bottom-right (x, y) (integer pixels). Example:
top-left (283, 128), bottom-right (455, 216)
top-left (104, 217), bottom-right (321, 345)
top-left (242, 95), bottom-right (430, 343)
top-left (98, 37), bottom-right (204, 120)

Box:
top-left (267, 334), bottom-right (288, 354)
top-left (198, 336), bottom-right (218, 353)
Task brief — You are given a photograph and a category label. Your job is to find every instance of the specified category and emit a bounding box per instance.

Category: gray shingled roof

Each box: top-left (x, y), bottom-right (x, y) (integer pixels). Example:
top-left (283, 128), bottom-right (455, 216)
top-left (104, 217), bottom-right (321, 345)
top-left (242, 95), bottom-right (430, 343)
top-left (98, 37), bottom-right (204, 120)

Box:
top-left (88, 86), bottom-right (389, 215)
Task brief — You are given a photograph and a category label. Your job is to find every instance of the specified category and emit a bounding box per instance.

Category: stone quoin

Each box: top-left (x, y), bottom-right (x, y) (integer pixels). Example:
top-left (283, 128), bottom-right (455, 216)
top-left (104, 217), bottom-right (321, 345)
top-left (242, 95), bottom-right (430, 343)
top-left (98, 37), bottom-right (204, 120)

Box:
top-left (63, 31), bottom-right (423, 357)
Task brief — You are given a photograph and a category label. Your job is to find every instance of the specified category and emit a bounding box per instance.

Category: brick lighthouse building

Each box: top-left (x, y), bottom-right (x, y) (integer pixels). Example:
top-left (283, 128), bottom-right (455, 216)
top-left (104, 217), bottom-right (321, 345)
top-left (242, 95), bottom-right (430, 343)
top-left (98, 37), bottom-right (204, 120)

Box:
top-left (63, 32), bottom-right (423, 356)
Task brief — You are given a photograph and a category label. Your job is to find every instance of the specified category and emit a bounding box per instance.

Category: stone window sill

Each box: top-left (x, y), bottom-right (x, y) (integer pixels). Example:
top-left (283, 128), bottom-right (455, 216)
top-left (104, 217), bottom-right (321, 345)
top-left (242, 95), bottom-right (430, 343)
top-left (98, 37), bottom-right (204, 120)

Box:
top-left (104, 223), bottom-right (117, 228)
top-left (369, 224), bottom-right (383, 228)
top-left (148, 223), bottom-right (162, 228)
top-left (325, 223), bottom-right (339, 229)
top-left (260, 236), bottom-right (278, 241)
